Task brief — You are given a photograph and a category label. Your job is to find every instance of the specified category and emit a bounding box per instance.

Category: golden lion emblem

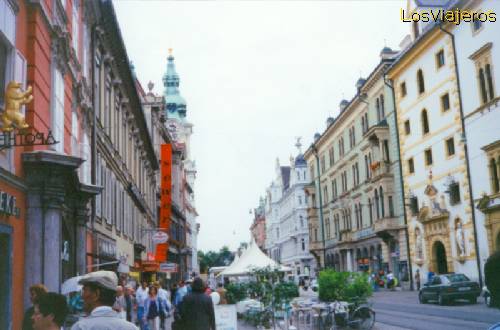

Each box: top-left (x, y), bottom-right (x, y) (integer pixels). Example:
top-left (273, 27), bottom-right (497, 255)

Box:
top-left (1, 81), bottom-right (32, 132)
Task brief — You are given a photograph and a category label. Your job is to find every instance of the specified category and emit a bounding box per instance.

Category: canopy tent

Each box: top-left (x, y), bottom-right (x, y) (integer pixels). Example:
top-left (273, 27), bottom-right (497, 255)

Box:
top-left (219, 239), bottom-right (292, 277)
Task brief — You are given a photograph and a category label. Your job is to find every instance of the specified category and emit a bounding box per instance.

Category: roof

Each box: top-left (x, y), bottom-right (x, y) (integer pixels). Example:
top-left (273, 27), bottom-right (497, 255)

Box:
top-left (281, 166), bottom-right (290, 190)
top-left (295, 154), bottom-right (307, 167)
top-left (218, 239), bottom-right (291, 277)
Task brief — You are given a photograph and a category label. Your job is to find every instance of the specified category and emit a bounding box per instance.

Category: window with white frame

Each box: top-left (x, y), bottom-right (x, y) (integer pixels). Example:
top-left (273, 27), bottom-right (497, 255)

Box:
top-left (71, 92), bottom-right (79, 157)
top-left (96, 154), bottom-right (102, 217)
top-left (82, 24), bottom-right (88, 79)
top-left (52, 66), bottom-right (65, 153)
top-left (81, 130), bottom-right (91, 184)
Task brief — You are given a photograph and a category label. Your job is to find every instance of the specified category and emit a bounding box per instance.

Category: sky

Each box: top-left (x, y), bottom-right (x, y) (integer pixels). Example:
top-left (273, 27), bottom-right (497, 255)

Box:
top-left (114, 0), bottom-right (408, 252)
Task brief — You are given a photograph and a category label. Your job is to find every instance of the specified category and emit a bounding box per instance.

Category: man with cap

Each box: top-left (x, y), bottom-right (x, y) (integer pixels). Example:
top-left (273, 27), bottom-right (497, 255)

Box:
top-left (71, 270), bottom-right (138, 330)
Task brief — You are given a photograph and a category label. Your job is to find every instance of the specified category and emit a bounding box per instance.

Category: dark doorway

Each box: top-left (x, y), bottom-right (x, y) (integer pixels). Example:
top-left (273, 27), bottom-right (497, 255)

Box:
top-left (496, 232), bottom-right (500, 252)
top-left (0, 227), bottom-right (12, 330)
top-left (433, 241), bottom-right (448, 274)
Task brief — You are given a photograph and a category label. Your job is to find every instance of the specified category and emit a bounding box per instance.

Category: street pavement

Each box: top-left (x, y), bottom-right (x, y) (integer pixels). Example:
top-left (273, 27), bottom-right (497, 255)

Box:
top-left (164, 290), bottom-right (500, 329)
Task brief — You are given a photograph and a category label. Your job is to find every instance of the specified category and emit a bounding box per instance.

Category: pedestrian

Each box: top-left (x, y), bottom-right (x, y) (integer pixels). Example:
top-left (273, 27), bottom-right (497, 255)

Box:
top-left (174, 281), bottom-right (188, 307)
top-left (135, 281), bottom-right (149, 329)
top-left (113, 285), bottom-right (127, 319)
top-left (71, 270), bottom-right (138, 330)
top-left (177, 277), bottom-right (216, 330)
top-left (427, 267), bottom-right (435, 283)
top-left (216, 283), bottom-right (227, 305)
top-left (31, 292), bottom-right (68, 330)
top-left (23, 284), bottom-right (48, 330)
top-left (143, 285), bottom-right (170, 330)
top-left (124, 285), bottom-right (136, 322)
top-left (415, 269), bottom-right (421, 291)
top-left (386, 270), bottom-right (395, 290)
top-left (155, 281), bottom-right (171, 328)
top-left (170, 283), bottom-right (178, 305)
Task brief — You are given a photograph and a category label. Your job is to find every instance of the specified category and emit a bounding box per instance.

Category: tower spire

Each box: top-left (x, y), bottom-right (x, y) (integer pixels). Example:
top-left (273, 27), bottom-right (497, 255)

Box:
top-left (163, 49), bottom-right (187, 120)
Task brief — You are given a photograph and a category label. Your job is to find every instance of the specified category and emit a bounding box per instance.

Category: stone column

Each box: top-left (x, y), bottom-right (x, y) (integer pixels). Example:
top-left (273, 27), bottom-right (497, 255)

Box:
top-left (74, 198), bottom-right (90, 276)
top-left (24, 190), bottom-right (43, 308)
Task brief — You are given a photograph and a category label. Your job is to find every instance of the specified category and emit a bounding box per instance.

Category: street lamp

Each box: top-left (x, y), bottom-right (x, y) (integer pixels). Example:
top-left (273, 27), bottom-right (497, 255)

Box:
top-left (311, 142), bottom-right (327, 269)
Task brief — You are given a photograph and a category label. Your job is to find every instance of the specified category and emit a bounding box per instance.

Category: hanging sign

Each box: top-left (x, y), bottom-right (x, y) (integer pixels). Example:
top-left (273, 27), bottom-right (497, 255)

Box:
top-left (156, 144), bottom-right (172, 262)
top-left (152, 231), bottom-right (169, 244)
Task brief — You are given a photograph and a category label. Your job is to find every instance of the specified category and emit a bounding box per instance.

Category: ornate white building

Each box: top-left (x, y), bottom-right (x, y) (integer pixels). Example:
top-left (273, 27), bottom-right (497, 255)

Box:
top-left (265, 141), bottom-right (316, 281)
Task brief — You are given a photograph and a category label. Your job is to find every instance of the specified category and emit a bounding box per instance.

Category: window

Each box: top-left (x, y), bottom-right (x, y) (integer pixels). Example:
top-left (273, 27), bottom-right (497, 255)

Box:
top-left (52, 66), bottom-right (65, 153)
top-left (300, 215), bottom-right (304, 228)
top-left (323, 185), bottom-right (329, 204)
top-left (72, 0), bottom-right (79, 58)
top-left (417, 69), bottom-right (425, 94)
top-left (329, 146), bottom-right (335, 167)
top-left (298, 196), bottom-right (302, 205)
top-left (479, 68), bottom-right (488, 103)
top-left (364, 155), bottom-right (369, 179)
top-left (446, 137), bottom-right (455, 156)
top-left (421, 109), bottom-right (430, 135)
top-left (449, 182), bottom-right (461, 205)
top-left (425, 148), bottom-right (433, 166)
top-left (301, 238), bottom-right (305, 251)
top-left (380, 95), bottom-right (385, 119)
top-left (364, 113), bottom-right (369, 132)
top-left (320, 155), bottom-right (326, 174)
top-left (376, 98), bottom-right (381, 123)
top-left (332, 179), bottom-right (337, 198)
top-left (404, 120), bottom-right (411, 135)
top-left (486, 64), bottom-right (495, 101)
top-left (400, 82), bottom-right (407, 97)
top-left (388, 196), bottom-right (394, 217)
top-left (410, 196), bottom-right (419, 215)
top-left (408, 158), bottom-right (415, 174)
top-left (379, 187), bottom-right (385, 218)
top-left (374, 189), bottom-right (379, 219)
top-left (0, 39), bottom-right (10, 106)
top-left (436, 49), bottom-right (445, 68)
top-left (441, 93), bottom-right (450, 111)
top-left (368, 198), bottom-right (373, 225)
top-left (339, 138), bottom-right (344, 157)
top-left (490, 158), bottom-right (499, 193)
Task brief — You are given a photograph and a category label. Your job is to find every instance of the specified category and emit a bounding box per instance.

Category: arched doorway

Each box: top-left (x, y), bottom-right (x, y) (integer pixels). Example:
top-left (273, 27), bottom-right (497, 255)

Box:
top-left (433, 241), bottom-right (448, 274)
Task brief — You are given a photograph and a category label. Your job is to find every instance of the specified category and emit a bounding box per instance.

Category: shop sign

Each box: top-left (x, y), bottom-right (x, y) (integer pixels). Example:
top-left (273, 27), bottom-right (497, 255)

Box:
top-left (152, 231), bottom-right (169, 244)
top-left (0, 81), bottom-right (58, 150)
top-left (159, 262), bottom-right (178, 273)
top-left (0, 191), bottom-right (20, 218)
top-left (215, 305), bottom-right (237, 330)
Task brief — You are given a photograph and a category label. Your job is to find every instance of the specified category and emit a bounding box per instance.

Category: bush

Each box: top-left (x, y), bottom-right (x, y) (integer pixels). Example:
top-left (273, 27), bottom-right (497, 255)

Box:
top-left (274, 281), bottom-right (299, 305)
top-left (225, 282), bottom-right (247, 304)
top-left (318, 270), bottom-right (372, 303)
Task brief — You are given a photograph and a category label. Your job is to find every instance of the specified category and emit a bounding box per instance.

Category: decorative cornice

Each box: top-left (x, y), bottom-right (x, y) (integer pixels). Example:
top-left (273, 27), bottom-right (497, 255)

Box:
top-left (468, 42), bottom-right (493, 61)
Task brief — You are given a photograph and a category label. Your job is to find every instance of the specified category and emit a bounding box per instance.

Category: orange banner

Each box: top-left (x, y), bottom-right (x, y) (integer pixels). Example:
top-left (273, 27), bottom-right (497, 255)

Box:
top-left (156, 144), bottom-right (172, 262)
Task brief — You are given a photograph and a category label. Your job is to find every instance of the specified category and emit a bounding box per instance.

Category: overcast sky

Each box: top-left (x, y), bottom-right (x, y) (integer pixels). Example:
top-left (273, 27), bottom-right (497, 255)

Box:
top-left (114, 0), bottom-right (408, 252)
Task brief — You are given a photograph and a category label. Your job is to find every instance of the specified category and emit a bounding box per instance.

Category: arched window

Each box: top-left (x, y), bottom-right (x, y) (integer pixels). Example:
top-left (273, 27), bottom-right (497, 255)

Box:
top-left (368, 198), bottom-right (373, 225)
top-left (380, 95), bottom-right (385, 119)
top-left (421, 109), bottom-right (430, 135)
top-left (491, 158), bottom-right (499, 193)
top-left (479, 68), bottom-right (488, 104)
top-left (379, 187), bottom-right (385, 218)
top-left (376, 98), bottom-right (381, 123)
top-left (486, 64), bottom-right (495, 101)
top-left (417, 69), bottom-right (425, 94)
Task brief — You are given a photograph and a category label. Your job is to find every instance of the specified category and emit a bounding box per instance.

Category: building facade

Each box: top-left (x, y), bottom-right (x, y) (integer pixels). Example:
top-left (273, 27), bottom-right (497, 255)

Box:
top-left (452, 0), bottom-right (500, 268)
top-left (265, 144), bottom-right (316, 281)
top-left (163, 51), bottom-right (199, 280)
top-left (387, 0), bottom-right (485, 283)
top-left (304, 48), bottom-right (409, 283)
top-left (250, 197), bottom-right (266, 251)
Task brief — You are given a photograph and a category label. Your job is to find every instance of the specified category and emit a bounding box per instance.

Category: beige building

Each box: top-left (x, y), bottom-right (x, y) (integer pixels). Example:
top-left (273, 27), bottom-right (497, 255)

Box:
top-left (305, 48), bottom-right (409, 282)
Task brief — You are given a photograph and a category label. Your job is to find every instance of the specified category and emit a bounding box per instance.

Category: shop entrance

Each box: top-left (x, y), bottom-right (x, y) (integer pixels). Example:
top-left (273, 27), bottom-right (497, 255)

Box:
top-left (0, 226), bottom-right (12, 330)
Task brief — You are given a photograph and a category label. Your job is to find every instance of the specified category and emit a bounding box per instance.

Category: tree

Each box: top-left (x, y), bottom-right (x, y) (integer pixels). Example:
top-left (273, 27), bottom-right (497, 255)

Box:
top-left (197, 246), bottom-right (235, 274)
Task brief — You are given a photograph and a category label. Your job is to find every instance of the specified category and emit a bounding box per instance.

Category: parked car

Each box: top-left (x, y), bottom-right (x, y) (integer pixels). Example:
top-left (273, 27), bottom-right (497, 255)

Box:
top-left (418, 273), bottom-right (480, 305)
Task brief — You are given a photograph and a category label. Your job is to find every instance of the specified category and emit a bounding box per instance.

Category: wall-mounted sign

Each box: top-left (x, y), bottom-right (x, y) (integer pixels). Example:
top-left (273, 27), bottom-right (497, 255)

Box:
top-left (0, 191), bottom-right (20, 218)
top-left (159, 262), bottom-right (178, 273)
top-left (156, 144), bottom-right (172, 262)
top-left (152, 231), bottom-right (169, 244)
top-left (0, 81), bottom-right (58, 149)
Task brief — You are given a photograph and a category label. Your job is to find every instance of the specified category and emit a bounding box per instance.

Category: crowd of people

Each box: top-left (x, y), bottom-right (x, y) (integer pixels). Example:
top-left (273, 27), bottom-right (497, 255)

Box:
top-left (22, 271), bottom-right (222, 330)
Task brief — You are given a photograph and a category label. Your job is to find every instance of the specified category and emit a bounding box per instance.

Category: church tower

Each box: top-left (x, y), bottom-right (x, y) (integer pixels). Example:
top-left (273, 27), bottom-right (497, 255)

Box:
top-left (163, 49), bottom-right (187, 121)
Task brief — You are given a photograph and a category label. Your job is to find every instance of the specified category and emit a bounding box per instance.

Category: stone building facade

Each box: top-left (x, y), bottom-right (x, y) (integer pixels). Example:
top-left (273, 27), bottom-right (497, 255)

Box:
top-left (250, 197), bottom-right (266, 251)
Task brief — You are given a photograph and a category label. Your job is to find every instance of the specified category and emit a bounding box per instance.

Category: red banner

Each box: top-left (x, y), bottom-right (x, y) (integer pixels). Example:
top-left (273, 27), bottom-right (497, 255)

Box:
top-left (156, 144), bottom-right (172, 262)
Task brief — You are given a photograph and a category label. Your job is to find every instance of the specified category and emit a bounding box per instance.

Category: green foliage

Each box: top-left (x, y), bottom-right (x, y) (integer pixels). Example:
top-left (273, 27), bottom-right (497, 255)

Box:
top-left (198, 246), bottom-right (235, 274)
top-left (318, 269), bottom-right (372, 303)
top-left (274, 281), bottom-right (299, 304)
top-left (225, 282), bottom-right (247, 304)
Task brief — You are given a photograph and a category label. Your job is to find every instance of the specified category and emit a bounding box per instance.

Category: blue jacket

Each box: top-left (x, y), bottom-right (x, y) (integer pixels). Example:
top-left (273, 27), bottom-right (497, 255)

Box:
top-left (143, 297), bottom-right (169, 319)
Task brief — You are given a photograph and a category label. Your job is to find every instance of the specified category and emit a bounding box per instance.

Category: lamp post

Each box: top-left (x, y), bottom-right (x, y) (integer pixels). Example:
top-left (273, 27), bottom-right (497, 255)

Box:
top-left (311, 143), bottom-right (327, 269)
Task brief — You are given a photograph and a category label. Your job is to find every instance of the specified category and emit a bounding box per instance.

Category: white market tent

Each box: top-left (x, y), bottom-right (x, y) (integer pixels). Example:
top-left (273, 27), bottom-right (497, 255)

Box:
top-left (219, 239), bottom-right (292, 277)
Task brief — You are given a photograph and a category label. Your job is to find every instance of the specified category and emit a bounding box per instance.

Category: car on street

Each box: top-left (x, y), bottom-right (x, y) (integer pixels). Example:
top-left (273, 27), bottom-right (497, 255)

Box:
top-left (418, 273), bottom-right (481, 305)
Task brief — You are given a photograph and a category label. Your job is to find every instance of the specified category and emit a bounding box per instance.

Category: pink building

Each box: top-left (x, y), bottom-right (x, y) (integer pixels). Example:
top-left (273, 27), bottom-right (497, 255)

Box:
top-left (250, 198), bottom-right (266, 250)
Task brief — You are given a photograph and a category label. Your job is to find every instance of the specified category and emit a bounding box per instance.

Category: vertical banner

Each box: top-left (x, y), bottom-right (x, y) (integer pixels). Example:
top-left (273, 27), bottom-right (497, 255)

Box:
top-left (156, 144), bottom-right (172, 262)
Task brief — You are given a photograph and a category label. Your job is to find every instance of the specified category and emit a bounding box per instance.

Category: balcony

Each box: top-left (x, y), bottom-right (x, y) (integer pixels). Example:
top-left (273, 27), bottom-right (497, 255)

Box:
top-left (373, 217), bottom-right (402, 242)
top-left (370, 161), bottom-right (391, 182)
